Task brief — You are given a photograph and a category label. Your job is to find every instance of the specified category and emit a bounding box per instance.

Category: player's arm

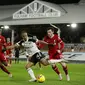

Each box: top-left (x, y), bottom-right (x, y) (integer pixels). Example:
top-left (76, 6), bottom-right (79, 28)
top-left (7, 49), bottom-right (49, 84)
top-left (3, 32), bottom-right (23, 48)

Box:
top-left (38, 40), bottom-right (55, 46)
top-left (36, 36), bottom-right (49, 49)
top-left (57, 36), bottom-right (64, 52)
top-left (6, 40), bottom-right (23, 50)
top-left (38, 40), bottom-right (48, 45)
top-left (6, 44), bottom-right (19, 50)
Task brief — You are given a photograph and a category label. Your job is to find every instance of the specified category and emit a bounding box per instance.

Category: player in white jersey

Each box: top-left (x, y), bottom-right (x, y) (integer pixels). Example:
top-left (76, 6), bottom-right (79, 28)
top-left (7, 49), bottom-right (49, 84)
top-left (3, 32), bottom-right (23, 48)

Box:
top-left (6, 31), bottom-right (67, 82)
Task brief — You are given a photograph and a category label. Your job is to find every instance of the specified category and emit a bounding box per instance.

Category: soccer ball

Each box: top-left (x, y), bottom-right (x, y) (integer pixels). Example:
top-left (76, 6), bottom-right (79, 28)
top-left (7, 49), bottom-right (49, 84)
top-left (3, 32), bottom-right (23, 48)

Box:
top-left (37, 74), bottom-right (45, 83)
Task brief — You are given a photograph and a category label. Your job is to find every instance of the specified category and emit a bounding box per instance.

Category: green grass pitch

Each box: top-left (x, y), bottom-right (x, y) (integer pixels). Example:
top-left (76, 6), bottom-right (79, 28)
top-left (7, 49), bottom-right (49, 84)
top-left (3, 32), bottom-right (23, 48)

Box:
top-left (0, 62), bottom-right (85, 85)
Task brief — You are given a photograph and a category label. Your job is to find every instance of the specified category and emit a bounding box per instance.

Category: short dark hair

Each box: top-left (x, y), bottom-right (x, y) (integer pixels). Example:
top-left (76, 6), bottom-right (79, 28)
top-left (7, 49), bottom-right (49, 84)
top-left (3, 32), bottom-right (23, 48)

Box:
top-left (21, 31), bottom-right (27, 34)
top-left (47, 27), bottom-right (54, 32)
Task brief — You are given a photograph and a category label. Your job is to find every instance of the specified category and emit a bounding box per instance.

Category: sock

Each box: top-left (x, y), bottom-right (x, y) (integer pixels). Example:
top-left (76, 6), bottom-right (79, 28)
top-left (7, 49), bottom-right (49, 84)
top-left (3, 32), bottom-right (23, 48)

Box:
top-left (63, 65), bottom-right (68, 75)
top-left (0, 65), bottom-right (10, 74)
top-left (27, 68), bottom-right (36, 80)
top-left (48, 59), bottom-right (63, 64)
top-left (52, 65), bottom-right (60, 75)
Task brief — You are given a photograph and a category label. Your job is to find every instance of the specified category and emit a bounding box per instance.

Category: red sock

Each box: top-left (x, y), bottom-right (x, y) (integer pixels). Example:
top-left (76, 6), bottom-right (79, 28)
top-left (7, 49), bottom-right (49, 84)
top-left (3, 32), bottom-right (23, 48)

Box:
top-left (63, 66), bottom-right (68, 75)
top-left (52, 65), bottom-right (60, 75)
top-left (0, 65), bottom-right (10, 74)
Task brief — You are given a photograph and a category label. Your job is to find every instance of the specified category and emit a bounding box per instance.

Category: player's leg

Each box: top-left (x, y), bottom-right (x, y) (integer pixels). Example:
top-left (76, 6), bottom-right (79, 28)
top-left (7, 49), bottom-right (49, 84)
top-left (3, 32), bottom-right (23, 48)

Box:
top-left (51, 64), bottom-right (62, 80)
top-left (39, 53), bottom-right (66, 66)
top-left (39, 58), bottom-right (64, 65)
top-left (0, 52), bottom-right (12, 76)
top-left (26, 56), bottom-right (39, 82)
top-left (60, 62), bottom-right (70, 81)
top-left (0, 60), bottom-right (12, 77)
top-left (9, 54), bottom-right (12, 65)
top-left (25, 62), bottom-right (37, 82)
top-left (39, 55), bottom-right (64, 80)
top-left (49, 54), bottom-right (63, 80)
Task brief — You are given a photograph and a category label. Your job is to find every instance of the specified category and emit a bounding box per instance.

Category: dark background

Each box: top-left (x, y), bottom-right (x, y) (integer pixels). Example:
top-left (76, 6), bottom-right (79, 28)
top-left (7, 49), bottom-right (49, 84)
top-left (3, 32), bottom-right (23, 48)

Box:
top-left (1, 23), bottom-right (85, 43)
top-left (0, 0), bottom-right (80, 5)
top-left (1, 0), bottom-right (84, 43)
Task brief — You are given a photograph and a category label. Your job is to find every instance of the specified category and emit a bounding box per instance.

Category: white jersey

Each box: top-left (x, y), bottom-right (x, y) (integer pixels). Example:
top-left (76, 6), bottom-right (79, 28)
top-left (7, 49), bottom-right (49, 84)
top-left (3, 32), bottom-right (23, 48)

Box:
top-left (17, 37), bottom-right (40, 57)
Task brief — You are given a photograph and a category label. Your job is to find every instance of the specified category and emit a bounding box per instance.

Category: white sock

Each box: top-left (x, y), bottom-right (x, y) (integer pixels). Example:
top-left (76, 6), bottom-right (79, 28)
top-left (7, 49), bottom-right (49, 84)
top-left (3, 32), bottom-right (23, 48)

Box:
top-left (27, 68), bottom-right (36, 80)
top-left (48, 59), bottom-right (63, 64)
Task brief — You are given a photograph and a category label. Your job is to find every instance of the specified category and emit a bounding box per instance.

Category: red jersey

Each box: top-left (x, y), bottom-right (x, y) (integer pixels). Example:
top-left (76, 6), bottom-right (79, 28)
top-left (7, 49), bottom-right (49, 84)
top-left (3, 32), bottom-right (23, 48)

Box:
top-left (39, 34), bottom-right (64, 56)
top-left (6, 42), bottom-right (12, 55)
top-left (0, 35), bottom-right (6, 52)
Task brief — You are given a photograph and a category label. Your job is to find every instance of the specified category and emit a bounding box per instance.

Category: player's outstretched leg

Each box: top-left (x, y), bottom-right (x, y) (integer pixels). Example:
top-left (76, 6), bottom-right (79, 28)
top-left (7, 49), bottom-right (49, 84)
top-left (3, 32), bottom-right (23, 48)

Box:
top-left (40, 58), bottom-right (67, 67)
top-left (0, 61), bottom-right (12, 77)
top-left (25, 62), bottom-right (37, 82)
top-left (48, 58), bottom-right (68, 64)
top-left (60, 62), bottom-right (70, 81)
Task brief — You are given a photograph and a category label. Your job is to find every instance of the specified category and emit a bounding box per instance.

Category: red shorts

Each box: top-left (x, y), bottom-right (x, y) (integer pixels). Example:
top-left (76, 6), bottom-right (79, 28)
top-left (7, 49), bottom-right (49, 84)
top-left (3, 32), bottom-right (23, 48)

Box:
top-left (49, 53), bottom-right (64, 60)
top-left (0, 52), bottom-right (7, 62)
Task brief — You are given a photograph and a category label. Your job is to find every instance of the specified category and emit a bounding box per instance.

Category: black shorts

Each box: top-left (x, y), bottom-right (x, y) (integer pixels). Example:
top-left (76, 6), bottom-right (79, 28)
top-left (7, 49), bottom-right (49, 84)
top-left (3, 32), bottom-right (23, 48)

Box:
top-left (29, 52), bottom-right (45, 65)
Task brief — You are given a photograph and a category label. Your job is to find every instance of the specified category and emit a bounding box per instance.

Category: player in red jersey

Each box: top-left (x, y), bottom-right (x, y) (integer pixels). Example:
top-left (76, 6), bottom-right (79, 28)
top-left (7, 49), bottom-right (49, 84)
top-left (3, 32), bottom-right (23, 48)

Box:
top-left (0, 29), bottom-right (12, 77)
top-left (38, 27), bottom-right (70, 81)
top-left (6, 38), bottom-right (13, 65)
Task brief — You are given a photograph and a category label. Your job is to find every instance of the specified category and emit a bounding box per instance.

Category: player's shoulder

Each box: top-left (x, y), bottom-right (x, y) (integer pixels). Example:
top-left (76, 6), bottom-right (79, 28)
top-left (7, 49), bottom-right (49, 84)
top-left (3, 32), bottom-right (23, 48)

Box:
top-left (54, 34), bottom-right (58, 36)
top-left (19, 39), bottom-right (24, 43)
top-left (54, 34), bottom-right (58, 38)
top-left (44, 35), bottom-right (48, 39)
top-left (0, 35), bottom-right (5, 39)
top-left (54, 34), bottom-right (61, 40)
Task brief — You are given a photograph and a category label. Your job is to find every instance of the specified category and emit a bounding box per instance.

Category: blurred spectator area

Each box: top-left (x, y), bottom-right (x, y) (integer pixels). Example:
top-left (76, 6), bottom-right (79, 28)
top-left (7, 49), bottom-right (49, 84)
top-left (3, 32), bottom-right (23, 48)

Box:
top-left (19, 43), bottom-right (85, 54)
top-left (64, 43), bottom-right (85, 52)
top-left (40, 43), bottom-right (85, 52)
top-left (37, 43), bottom-right (85, 52)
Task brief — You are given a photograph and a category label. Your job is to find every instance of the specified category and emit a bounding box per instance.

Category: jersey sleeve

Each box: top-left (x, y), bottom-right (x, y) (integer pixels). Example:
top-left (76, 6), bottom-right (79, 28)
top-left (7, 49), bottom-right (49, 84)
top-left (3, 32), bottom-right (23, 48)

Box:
top-left (16, 40), bottom-right (24, 46)
top-left (57, 36), bottom-right (64, 50)
top-left (3, 37), bottom-right (6, 46)
top-left (29, 36), bottom-right (38, 42)
top-left (37, 36), bottom-right (47, 49)
top-left (1, 37), bottom-right (7, 52)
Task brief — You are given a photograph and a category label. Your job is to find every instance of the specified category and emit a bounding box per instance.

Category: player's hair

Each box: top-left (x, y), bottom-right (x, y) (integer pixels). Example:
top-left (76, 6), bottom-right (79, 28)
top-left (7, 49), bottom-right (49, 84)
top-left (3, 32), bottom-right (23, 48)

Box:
top-left (21, 31), bottom-right (27, 35)
top-left (47, 27), bottom-right (54, 32)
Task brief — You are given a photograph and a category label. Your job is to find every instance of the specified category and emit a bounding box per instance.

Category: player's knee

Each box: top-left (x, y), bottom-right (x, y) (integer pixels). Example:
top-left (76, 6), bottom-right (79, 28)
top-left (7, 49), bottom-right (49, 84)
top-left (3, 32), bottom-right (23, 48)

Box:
top-left (25, 63), bottom-right (33, 69)
top-left (40, 61), bottom-right (47, 66)
top-left (25, 65), bottom-right (29, 69)
top-left (52, 64), bottom-right (56, 68)
top-left (43, 63), bottom-right (47, 66)
top-left (62, 65), bottom-right (67, 70)
top-left (61, 63), bottom-right (67, 67)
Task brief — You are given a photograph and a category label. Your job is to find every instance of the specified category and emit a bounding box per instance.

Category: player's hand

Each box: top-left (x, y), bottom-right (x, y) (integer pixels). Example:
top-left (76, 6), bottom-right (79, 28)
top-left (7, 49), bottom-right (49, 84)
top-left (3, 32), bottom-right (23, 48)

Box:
top-left (57, 50), bottom-right (61, 54)
top-left (53, 40), bottom-right (56, 45)
top-left (48, 40), bottom-right (56, 46)
top-left (48, 43), bottom-right (54, 46)
top-left (48, 43), bottom-right (56, 46)
top-left (14, 43), bottom-right (19, 48)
